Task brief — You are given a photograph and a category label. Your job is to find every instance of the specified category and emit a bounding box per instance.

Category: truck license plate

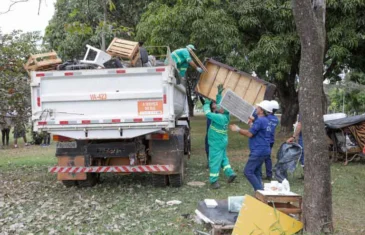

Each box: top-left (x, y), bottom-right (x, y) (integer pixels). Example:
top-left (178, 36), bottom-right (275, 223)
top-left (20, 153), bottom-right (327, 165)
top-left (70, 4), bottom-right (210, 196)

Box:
top-left (57, 141), bottom-right (77, 149)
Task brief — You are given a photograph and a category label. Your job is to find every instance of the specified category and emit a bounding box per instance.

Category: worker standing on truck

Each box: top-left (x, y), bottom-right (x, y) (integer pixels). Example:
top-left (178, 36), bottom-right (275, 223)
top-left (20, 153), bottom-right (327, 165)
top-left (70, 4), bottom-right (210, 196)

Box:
top-left (203, 84), bottom-right (236, 189)
top-left (170, 44), bottom-right (203, 86)
top-left (230, 101), bottom-right (272, 191)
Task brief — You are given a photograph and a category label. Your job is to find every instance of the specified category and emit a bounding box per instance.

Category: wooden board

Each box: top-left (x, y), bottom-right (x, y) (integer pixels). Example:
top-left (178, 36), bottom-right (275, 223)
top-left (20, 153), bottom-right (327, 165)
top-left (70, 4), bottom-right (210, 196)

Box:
top-left (196, 59), bottom-right (276, 104)
top-left (23, 51), bottom-right (62, 75)
top-left (106, 38), bottom-right (140, 65)
top-left (232, 195), bottom-right (303, 235)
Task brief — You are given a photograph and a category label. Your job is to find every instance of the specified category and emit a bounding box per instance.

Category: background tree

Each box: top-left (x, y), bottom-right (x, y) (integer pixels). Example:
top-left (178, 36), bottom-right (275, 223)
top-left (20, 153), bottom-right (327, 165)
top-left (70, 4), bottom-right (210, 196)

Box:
top-left (136, 0), bottom-right (241, 115)
top-left (292, 0), bottom-right (333, 233)
top-left (0, 30), bottom-right (42, 125)
top-left (44, 0), bottom-right (152, 59)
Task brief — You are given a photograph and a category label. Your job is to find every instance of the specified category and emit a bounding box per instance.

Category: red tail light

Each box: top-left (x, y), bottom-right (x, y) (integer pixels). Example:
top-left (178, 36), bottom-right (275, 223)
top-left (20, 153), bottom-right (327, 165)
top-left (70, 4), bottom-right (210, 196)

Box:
top-left (60, 121), bottom-right (69, 125)
top-left (82, 120), bottom-right (91, 124)
top-left (65, 72), bottom-right (73, 76)
top-left (37, 97), bottom-right (41, 107)
top-left (133, 118), bottom-right (143, 122)
top-left (156, 68), bottom-right (165, 72)
top-left (53, 135), bottom-right (73, 142)
top-left (36, 73), bottom-right (45, 77)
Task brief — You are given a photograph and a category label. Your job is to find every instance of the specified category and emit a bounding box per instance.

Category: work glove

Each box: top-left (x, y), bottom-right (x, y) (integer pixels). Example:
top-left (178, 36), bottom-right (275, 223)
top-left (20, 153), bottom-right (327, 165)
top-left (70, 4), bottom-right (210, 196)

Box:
top-left (230, 124), bottom-right (241, 132)
top-left (197, 67), bottom-right (203, 73)
top-left (217, 84), bottom-right (224, 94)
top-left (204, 98), bottom-right (211, 105)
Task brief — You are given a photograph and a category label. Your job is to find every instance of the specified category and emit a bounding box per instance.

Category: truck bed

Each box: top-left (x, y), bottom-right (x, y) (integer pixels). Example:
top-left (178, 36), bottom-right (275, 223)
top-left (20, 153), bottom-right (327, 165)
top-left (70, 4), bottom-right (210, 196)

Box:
top-left (30, 66), bottom-right (187, 139)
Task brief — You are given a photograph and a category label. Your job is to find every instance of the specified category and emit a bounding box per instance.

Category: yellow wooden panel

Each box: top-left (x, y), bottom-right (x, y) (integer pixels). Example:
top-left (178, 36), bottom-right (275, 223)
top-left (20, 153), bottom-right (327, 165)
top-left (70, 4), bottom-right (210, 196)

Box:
top-left (224, 72), bottom-right (240, 92)
top-left (197, 64), bottom-right (219, 99)
top-left (232, 195), bottom-right (303, 235)
top-left (254, 85), bottom-right (267, 104)
top-left (243, 80), bottom-right (265, 104)
top-left (208, 67), bottom-right (230, 98)
top-left (234, 75), bottom-right (252, 98)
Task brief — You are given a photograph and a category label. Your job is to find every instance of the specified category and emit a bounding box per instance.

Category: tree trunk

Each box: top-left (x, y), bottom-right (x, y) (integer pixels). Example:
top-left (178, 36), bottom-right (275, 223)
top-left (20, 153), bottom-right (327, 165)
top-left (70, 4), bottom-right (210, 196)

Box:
top-left (292, 0), bottom-right (333, 234)
top-left (101, 0), bottom-right (107, 51)
top-left (275, 72), bottom-right (299, 134)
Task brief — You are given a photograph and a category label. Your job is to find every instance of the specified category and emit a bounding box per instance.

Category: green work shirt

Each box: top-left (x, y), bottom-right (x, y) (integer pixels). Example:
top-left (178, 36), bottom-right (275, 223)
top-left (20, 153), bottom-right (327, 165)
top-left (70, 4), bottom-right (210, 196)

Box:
top-left (171, 48), bottom-right (192, 77)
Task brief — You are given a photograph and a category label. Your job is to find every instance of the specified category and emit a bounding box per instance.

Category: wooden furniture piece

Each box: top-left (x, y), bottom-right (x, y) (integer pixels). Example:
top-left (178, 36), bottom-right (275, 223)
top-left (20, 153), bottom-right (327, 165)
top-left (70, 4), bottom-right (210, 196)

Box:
top-left (106, 38), bottom-right (140, 66)
top-left (187, 47), bottom-right (208, 72)
top-left (255, 190), bottom-right (303, 221)
top-left (23, 51), bottom-right (62, 75)
top-left (196, 59), bottom-right (276, 103)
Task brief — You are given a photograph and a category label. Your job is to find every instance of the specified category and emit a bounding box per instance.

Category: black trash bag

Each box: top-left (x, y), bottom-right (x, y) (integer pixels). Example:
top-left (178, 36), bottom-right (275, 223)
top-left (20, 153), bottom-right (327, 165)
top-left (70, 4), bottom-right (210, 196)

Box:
top-left (274, 142), bottom-right (302, 182)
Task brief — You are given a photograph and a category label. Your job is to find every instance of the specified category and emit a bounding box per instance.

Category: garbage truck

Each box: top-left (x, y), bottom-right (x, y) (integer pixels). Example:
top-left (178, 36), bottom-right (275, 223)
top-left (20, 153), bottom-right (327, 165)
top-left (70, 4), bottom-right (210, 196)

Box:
top-left (30, 47), bottom-right (190, 187)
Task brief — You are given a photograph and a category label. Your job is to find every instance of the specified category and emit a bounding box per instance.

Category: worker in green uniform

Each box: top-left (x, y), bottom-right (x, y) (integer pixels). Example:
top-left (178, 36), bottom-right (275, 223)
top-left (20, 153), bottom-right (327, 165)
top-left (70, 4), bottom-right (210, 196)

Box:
top-left (203, 84), bottom-right (236, 189)
top-left (170, 44), bottom-right (203, 86)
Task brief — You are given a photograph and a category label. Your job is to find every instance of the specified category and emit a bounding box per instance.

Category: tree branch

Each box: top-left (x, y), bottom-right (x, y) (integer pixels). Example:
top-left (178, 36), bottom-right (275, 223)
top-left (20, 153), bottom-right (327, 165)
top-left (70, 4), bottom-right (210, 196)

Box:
top-left (0, 0), bottom-right (30, 15)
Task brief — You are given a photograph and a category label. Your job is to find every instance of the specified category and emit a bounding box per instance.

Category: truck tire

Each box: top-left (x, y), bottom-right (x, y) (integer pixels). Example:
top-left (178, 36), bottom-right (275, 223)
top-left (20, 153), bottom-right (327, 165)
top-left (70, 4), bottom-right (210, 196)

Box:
top-left (168, 158), bottom-right (186, 187)
top-left (152, 174), bottom-right (168, 187)
top-left (77, 173), bottom-right (98, 188)
top-left (62, 180), bottom-right (77, 187)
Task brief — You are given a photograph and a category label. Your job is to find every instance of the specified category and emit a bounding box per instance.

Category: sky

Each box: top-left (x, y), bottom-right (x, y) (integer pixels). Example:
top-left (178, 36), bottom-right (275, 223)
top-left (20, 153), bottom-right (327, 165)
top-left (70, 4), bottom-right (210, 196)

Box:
top-left (0, 0), bottom-right (56, 35)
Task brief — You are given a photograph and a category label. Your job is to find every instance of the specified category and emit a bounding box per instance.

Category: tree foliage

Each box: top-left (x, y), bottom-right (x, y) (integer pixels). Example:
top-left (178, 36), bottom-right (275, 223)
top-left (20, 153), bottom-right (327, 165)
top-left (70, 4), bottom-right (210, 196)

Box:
top-left (44, 0), bottom-right (153, 59)
top-left (0, 30), bottom-right (42, 124)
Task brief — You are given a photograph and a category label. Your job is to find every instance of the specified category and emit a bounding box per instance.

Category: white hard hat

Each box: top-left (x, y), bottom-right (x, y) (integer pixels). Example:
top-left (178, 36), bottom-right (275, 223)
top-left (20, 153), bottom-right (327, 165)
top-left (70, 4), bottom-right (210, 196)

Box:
top-left (270, 100), bottom-right (280, 110)
top-left (256, 100), bottom-right (273, 113)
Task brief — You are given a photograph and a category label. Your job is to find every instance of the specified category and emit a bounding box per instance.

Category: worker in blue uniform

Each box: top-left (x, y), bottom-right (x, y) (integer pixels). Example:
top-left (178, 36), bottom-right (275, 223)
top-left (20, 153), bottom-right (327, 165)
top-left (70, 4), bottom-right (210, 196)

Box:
top-left (264, 100), bottom-right (280, 180)
top-left (230, 100), bottom-right (272, 191)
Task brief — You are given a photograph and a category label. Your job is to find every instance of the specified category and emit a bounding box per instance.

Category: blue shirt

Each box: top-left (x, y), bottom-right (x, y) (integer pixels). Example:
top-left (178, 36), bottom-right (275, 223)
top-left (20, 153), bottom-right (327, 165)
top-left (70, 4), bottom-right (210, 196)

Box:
top-left (249, 116), bottom-right (271, 156)
top-left (266, 114), bottom-right (279, 144)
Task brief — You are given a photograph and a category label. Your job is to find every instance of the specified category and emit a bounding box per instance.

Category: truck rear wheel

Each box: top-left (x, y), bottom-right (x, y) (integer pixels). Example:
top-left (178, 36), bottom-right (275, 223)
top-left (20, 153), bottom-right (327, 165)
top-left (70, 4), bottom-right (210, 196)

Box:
top-left (62, 180), bottom-right (77, 187)
top-left (77, 173), bottom-right (98, 188)
top-left (152, 174), bottom-right (168, 187)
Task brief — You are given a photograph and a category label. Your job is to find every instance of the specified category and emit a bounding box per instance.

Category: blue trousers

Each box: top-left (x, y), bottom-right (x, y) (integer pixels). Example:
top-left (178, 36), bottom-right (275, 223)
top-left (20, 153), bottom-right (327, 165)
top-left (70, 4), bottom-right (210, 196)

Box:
top-left (264, 143), bottom-right (274, 178)
top-left (299, 137), bottom-right (304, 166)
top-left (244, 154), bottom-right (269, 191)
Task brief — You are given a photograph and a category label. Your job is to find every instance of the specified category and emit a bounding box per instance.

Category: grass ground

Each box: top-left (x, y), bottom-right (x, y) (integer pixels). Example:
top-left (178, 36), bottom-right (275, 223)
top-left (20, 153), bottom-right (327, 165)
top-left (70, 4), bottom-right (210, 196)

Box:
top-left (0, 116), bottom-right (365, 234)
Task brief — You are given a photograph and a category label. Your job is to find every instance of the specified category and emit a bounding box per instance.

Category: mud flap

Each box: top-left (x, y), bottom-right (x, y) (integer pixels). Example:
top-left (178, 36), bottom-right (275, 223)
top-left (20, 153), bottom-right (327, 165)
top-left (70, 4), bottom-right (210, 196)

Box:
top-left (149, 127), bottom-right (185, 175)
top-left (57, 156), bottom-right (87, 181)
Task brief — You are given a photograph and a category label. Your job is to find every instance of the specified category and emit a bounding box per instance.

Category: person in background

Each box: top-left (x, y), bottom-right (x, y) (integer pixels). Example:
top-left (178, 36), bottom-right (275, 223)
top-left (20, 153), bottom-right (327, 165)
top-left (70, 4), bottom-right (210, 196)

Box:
top-left (287, 116), bottom-right (304, 170)
top-left (230, 100), bottom-right (272, 191)
top-left (138, 42), bottom-right (150, 67)
top-left (204, 84), bottom-right (236, 189)
top-left (205, 100), bottom-right (217, 169)
top-left (41, 131), bottom-right (51, 147)
top-left (12, 110), bottom-right (29, 148)
top-left (264, 100), bottom-right (280, 180)
top-left (170, 44), bottom-right (203, 86)
top-left (1, 110), bottom-right (12, 148)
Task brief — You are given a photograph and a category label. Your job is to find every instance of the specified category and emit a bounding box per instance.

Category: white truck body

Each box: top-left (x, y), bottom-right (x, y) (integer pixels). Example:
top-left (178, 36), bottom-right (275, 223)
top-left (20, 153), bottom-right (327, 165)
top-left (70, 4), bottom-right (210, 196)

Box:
top-left (30, 66), bottom-right (188, 139)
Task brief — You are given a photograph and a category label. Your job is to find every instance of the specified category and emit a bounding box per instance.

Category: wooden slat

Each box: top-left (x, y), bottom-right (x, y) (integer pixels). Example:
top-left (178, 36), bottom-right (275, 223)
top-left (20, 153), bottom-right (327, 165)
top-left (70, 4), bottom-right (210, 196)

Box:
top-left (197, 64), bottom-right (219, 98)
top-left (234, 76), bottom-right (251, 98)
top-left (208, 67), bottom-right (229, 98)
top-left (224, 72), bottom-right (240, 92)
top-left (253, 85), bottom-right (266, 104)
top-left (187, 48), bottom-right (208, 72)
top-left (244, 80), bottom-right (264, 104)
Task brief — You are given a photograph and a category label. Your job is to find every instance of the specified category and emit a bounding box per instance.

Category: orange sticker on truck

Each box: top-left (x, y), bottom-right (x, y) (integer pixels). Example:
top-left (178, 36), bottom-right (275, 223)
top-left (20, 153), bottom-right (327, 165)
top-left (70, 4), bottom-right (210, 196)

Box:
top-left (138, 100), bottom-right (163, 115)
top-left (90, 93), bottom-right (107, 100)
